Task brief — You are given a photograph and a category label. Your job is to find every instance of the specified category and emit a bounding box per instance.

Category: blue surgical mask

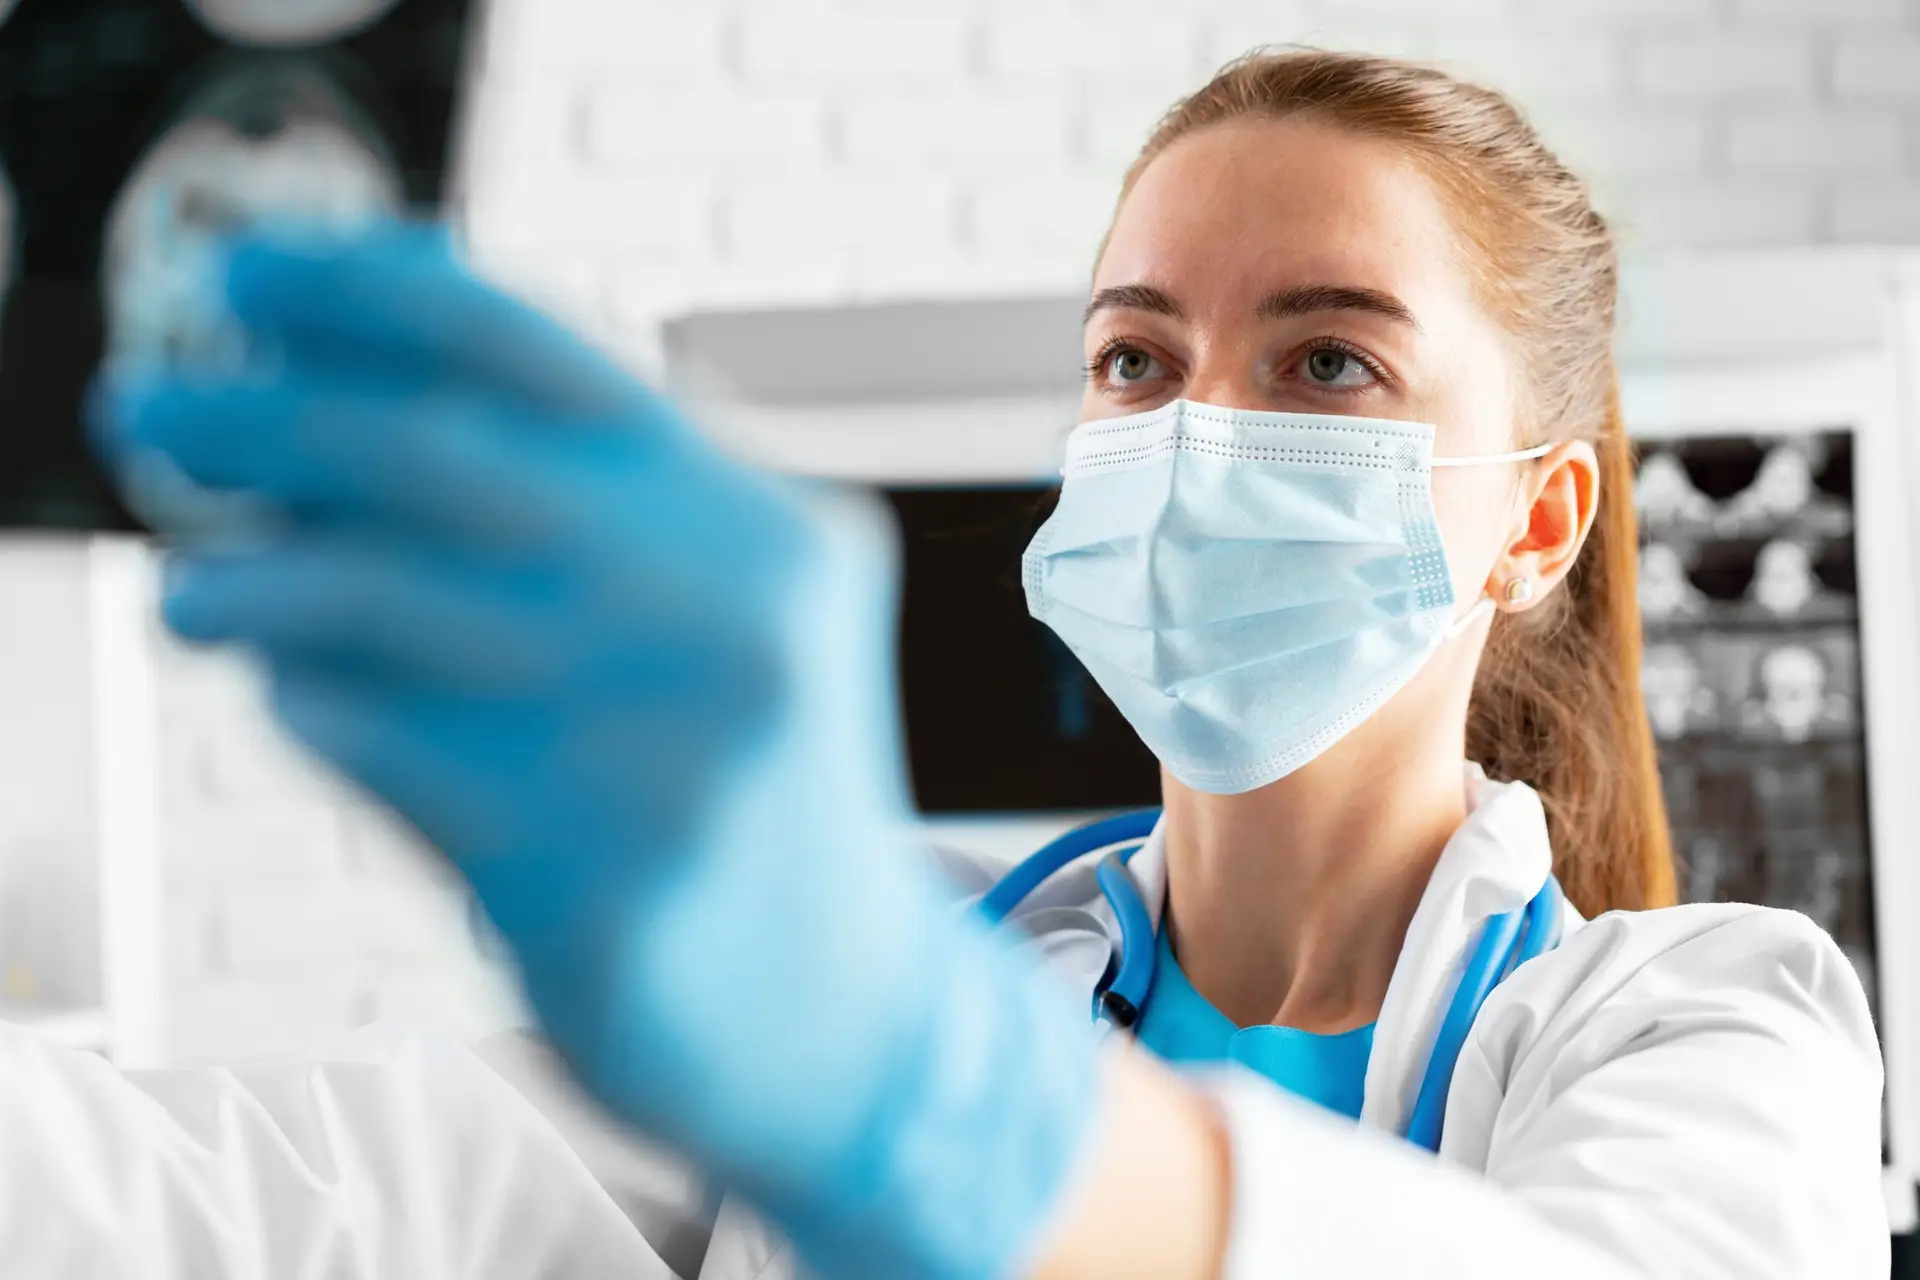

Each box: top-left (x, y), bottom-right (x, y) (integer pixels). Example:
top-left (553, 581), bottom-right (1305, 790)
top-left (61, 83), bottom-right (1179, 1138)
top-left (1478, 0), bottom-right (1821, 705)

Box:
top-left (1023, 399), bottom-right (1549, 795)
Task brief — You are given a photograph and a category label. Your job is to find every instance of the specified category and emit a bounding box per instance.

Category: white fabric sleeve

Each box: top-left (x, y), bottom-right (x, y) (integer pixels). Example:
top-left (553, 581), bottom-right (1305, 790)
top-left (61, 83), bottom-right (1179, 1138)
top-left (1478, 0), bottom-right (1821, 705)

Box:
top-left (1201, 1073), bottom-right (1632, 1278)
top-left (472, 1030), bottom-right (722, 1278)
top-left (0, 1021), bottom-right (677, 1279)
top-left (1199, 906), bottom-right (1887, 1279)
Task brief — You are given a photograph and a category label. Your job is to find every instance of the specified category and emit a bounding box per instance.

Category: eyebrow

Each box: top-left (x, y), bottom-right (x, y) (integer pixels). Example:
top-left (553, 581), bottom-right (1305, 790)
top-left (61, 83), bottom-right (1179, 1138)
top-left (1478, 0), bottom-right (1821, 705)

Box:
top-left (1257, 284), bottom-right (1421, 331)
top-left (1083, 283), bottom-right (1184, 324)
top-left (1082, 281), bottom-right (1422, 332)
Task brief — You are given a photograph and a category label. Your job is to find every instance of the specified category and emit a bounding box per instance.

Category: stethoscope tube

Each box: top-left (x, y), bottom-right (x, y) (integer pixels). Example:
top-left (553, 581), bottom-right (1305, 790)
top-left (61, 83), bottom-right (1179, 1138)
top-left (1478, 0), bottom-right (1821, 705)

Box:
top-left (977, 809), bottom-right (1161, 926)
top-left (1094, 852), bottom-right (1155, 1028)
top-left (980, 808), bottom-right (1565, 1154)
top-left (976, 809), bottom-right (1161, 1027)
top-left (1404, 873), bottom-right (1564, 1151)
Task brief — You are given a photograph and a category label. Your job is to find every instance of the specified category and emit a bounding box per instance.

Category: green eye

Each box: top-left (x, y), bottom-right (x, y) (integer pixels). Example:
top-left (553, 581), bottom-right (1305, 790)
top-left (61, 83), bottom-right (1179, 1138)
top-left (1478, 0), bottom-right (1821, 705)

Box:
top-left (1112, 349), bottom-right (1157, 382)
top-left (1303, 348), bottom-right (1375, 387)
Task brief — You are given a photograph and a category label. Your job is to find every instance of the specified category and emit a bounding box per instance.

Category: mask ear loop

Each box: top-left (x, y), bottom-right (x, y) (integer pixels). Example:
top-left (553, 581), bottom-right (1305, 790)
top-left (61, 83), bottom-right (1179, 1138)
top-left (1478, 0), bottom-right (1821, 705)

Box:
top-left (1445, 594), bottom-right (1496, 640)
top-left (1429, 442), bottom-right (1556, 468)
top-left (1432, 441), bottom-right (1554, 640)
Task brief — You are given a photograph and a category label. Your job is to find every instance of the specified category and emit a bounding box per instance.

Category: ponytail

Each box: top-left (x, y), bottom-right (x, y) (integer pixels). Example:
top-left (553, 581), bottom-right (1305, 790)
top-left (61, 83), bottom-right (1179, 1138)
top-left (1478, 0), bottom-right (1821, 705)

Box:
top-left (1468, 380), bottom-right (1676, 915)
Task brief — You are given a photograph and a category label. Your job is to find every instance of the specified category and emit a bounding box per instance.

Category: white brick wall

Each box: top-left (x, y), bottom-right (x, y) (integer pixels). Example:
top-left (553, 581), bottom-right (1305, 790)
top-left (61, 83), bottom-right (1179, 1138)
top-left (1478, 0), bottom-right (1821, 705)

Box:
top-left (1834, 34), bottom-right (1920, 99)
top-left (456, 0), bottom-right (1920, 366)
top-left (9, 0), bottom-right (1920, 1066)
top-left (146, 632), bottom-right (523, 1065)
top-left (1725, 109), bottom-right (1907, 174)
top-left (1630, 34), bottom-right (1816, 101)
top-left (737, 8), bottom-right (973, 82)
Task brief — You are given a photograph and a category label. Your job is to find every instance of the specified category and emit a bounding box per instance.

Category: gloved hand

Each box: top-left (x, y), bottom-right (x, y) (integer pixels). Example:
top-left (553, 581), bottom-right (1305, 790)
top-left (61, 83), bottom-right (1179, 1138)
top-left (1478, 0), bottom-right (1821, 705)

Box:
top-left (90, 223), bottom-right (1099, 1280)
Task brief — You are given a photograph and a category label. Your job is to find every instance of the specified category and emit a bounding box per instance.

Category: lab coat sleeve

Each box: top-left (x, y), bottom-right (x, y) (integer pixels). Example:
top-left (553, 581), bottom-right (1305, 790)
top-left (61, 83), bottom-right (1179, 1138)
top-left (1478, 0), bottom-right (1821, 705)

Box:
top-left (1198, 904), bottom-right (1887, 1279)
top-left (1199, 1072), bottom-right (1635, 1278)
top-left (0, 1020), bottom-right (679, 1280)
top-left (472, 1030), bottom-right (724, 1279)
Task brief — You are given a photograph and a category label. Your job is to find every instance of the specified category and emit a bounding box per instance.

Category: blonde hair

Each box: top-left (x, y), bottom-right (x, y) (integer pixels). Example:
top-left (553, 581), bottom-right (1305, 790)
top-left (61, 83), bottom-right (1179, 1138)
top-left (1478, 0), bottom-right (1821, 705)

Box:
top-left (1109, 49), bottom-right (1676, 915)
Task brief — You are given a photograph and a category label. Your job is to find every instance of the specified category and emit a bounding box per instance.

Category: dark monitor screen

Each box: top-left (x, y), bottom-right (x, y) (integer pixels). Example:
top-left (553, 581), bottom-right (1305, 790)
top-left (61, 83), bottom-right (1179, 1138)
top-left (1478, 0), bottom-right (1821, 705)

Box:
top-left (884, 485), bottom-right (1159, 813)
top-left (0, 0), bottom-right (477, 531)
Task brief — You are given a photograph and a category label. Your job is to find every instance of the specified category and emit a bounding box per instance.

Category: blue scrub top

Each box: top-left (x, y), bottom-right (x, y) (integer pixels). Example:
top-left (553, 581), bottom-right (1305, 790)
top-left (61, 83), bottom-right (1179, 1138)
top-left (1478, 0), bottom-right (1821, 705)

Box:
top-left (1134, 926), bottom-right (1374, 1121)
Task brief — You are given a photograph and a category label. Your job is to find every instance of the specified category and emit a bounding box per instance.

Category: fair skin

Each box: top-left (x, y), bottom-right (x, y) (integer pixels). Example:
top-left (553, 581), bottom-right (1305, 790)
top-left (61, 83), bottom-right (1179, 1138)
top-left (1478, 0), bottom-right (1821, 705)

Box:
top-left (1031, 116), bottom-right (1602, 1276)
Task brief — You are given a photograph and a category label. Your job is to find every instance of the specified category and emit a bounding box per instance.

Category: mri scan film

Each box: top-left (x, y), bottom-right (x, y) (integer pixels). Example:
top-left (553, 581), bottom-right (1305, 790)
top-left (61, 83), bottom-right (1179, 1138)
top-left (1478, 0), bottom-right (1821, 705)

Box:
top-left (103, 62), bottom-right (405, 369)
top-left (0, 0), bottom-right (476, 530)
top-left (186, 0), bottom-right (402, 47)
top-left (1634, 429), bottom-right (1879, 1013)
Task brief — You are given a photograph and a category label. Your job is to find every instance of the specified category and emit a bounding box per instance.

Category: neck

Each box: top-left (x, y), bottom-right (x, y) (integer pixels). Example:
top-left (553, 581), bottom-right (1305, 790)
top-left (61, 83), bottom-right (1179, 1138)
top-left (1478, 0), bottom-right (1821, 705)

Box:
top-left (1160, 718), bottom-right (1469, 1034)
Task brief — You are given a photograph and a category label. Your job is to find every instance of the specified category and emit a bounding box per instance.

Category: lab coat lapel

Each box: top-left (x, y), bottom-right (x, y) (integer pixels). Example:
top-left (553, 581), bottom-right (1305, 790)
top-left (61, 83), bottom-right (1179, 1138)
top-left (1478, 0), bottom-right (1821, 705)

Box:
top-left (1357, 767), bottom-right (1554, 1139)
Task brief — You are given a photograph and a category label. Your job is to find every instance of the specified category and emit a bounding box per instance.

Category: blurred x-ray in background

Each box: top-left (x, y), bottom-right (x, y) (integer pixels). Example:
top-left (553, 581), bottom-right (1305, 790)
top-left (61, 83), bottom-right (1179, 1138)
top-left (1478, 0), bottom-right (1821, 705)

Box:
top-left (0, 0), bottom-right (470, 530)
top-left (3, 0), bottom-right (1920, 1155)
top-left (0, 0), bottom-right (483, 1067)
top-left (1635, 433), bottom-right (1878, 1011)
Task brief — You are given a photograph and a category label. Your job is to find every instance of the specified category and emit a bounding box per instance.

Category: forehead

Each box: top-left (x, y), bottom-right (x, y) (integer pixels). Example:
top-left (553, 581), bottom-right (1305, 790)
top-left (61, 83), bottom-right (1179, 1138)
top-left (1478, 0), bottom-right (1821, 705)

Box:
top-left (1097, 117), bottom-right (1478, 321)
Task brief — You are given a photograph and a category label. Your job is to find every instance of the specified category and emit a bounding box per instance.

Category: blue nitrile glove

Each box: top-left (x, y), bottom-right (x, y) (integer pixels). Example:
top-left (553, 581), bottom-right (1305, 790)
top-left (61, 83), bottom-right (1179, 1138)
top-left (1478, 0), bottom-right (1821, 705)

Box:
top-left (90, 224), bottom-right (1099, 1280)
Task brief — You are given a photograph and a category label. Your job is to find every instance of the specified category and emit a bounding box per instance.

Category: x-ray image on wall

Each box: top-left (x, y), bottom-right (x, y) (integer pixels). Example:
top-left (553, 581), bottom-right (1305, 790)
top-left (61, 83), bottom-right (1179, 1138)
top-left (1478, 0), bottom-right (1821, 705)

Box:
top-left (186, 0), bottom-right (402, 47)
top-left (1635, 429), bottom-right (1879, 1012)
top-left (0, 0), bottom-right (474, 531)
top-left (0, 158), bottom-right (15, 346)
top-left (103, 60), bottom-right (405, 370)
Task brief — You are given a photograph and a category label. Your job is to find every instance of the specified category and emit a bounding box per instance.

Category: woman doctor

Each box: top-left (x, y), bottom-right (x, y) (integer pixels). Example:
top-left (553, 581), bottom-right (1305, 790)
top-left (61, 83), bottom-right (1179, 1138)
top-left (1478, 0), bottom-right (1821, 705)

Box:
top-left (65, 49), bottom-right (1884, 1280)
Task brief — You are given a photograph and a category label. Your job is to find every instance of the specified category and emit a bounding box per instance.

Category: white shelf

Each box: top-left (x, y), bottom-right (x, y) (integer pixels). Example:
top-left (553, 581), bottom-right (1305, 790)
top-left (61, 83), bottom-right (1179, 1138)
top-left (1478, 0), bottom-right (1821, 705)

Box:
top-left (89, 537), bottom-right (165, 1069)
top-left (1886, 1170), bottom-right (1917, 1235)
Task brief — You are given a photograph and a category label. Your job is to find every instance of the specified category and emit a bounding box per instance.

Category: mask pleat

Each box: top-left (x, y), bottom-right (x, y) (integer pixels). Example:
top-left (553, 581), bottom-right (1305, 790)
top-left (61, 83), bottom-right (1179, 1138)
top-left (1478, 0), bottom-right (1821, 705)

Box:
top-left (1024, 399), bottom-right (1477, 794)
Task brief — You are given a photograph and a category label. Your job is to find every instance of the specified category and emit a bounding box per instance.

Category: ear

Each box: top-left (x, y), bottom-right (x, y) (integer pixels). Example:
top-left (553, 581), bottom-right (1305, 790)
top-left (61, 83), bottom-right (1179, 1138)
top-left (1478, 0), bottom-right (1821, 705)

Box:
top-left (1488, 440), bottom-right (1601, 613)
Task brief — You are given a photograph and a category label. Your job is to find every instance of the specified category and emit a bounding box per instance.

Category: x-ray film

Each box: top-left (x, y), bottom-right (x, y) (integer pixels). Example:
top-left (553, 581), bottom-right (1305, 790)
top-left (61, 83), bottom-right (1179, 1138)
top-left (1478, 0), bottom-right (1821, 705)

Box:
top-left (187, 0), bottom-right (402, 47)
top-left (103, 62), bottom-right (405, 369)
top-left (1634, 428), bottom-right (1880, 1016)
top-left (0, 0), bottom-right (479, 530)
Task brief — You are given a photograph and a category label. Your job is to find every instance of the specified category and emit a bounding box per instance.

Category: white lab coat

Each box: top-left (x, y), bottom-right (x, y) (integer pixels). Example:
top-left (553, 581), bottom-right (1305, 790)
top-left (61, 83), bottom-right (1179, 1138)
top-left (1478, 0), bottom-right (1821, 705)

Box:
top-left (0, 769), bottom-right (1887, 1277)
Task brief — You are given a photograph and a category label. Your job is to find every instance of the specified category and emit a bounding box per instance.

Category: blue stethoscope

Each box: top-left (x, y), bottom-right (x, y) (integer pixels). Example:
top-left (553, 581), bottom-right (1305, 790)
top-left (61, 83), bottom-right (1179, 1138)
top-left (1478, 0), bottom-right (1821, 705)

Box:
top-left (978, 808), bottom-right (1565, 1153)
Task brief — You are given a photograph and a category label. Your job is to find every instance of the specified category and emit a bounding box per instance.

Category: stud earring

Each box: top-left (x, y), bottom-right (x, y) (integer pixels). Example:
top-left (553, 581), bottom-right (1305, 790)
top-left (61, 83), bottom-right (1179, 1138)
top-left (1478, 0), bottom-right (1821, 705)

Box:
top-left (1504, 577), bottom-right (1535, 606)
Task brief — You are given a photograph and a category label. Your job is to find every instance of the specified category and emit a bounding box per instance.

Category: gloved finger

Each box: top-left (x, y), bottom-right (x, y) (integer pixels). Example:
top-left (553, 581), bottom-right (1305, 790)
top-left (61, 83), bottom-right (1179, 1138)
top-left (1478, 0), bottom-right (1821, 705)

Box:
top-left (267, 667), bottom-right (536, 865)
top-left (222, 224), bottom-right (663, 424)
top-left (265, 667), bottom-right (741, 922)
top-left (164, 540), bottom-right (566, 687)
top-left (163, 539), bottom-right (776, 696)
top-left (92, 369), bottom-right (664, 550)
top-left (101, 362), bottom-right (818, 611)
